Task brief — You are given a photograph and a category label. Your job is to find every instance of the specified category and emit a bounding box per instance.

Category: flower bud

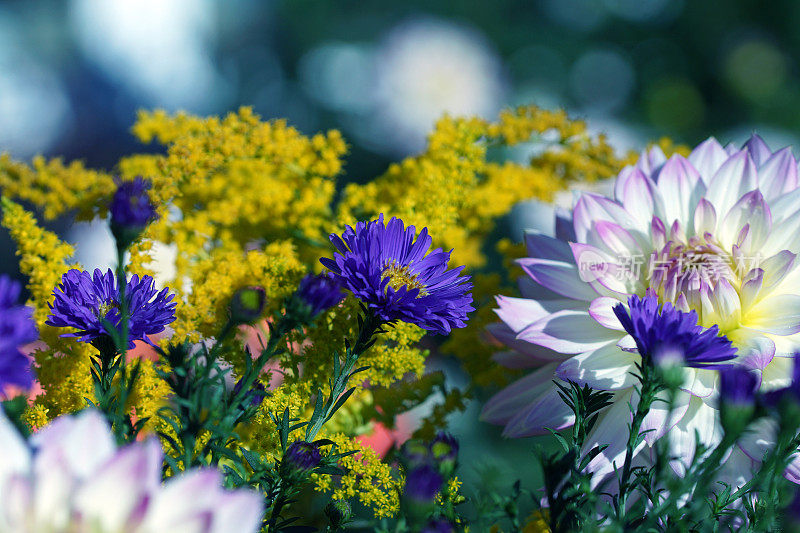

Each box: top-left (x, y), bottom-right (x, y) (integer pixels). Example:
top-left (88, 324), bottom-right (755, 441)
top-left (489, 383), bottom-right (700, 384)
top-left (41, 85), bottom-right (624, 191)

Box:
top-left (232, 377), bottom-right (267, 408)
top-left (719, 365), bottom-right (758, 436)
top-left (110, 177), bottom-right (157, 248)
top-left (430, 431), bottom-right (459, 476)
top-left (297, 273), bottom-right (345, 317)
top-left (324, 499), bottom-right (352, 529)
top-left (282, 441), bottom-right (322, 475)
top-left (399, 439), bottom-right (431, 468)
top-left (229, 287), bottom-right (266, 325)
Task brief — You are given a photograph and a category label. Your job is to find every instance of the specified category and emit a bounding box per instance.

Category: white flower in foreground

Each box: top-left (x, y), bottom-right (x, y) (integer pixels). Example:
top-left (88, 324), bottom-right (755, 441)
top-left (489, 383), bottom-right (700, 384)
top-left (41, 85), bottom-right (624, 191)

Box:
top-left (0, 409), bottom-right (263, 532)
top-left (483, 135), bottom-right (800, 483)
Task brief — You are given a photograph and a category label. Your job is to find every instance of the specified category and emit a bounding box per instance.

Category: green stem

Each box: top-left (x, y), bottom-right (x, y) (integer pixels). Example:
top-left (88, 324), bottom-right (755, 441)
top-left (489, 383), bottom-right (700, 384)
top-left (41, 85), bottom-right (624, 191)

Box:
top-left (616, 367), bottom-right (660, 524)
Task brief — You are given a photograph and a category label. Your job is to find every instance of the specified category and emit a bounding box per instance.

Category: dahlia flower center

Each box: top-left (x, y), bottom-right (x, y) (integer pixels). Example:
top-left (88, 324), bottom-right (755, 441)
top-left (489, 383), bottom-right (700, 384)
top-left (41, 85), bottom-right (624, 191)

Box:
top-left (381, 262), bottom-right (428, 296)
top-left (647, 233), bottom-right (736, 303)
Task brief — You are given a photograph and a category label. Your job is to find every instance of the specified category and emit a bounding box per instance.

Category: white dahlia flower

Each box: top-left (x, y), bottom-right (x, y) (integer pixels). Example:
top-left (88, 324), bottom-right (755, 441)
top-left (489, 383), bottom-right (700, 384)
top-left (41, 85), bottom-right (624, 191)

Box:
top-left (0, 409), bottom-right (263, 532)
top-left (482, 135), bottom-right (800, 483)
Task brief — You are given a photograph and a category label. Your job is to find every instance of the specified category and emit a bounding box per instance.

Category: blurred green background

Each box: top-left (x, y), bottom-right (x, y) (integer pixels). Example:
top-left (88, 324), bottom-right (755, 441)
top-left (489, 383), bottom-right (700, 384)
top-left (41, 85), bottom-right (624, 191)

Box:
top-left (0, 0), bottom-right (797, 522)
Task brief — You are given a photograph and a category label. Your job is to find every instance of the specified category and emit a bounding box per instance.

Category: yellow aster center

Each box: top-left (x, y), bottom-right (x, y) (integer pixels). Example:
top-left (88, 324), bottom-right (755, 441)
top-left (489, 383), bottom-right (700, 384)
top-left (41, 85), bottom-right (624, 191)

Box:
top-left (95, 300), bottom-right (118, 319)
top-left (381, 261), bottom-right (428, 296)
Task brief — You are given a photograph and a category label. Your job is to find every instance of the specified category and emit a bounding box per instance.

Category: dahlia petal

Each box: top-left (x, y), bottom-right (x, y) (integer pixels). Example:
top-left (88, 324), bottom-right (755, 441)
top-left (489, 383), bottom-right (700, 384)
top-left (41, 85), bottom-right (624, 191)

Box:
top-left (698, 278), bottom-right (740, 332)
top-left (502, 386), bottom-right (575, 438)
top-left (617, 167), bottom-right (661, 232)
top-left (486, 323), bottom-right (565, 362)
top-left (492, 350), bottom-right (555, 369)
top-left (760, 355), bottom-right (793, 389)
top-left (588, 296), bottom-right (626, 330)
top-left (764, 216), bottom-right (800, 256)
top-left (668, 397), bottom-right (723, 475)
top-left (32, 410), bottom-right (116, 480)
top-left (555, 342), bottom-right (636, 390)
top-left (554, 207), bottom-right (576, 241)
top-left (688, 137), bottom-right (729, 183)
top-left (573, 194), bottom-right (638, 244)
top-left (719, 446), bottom-right (755, 491)
top-left (636, 146), bottom-right (667, 175)
top-left (569, 243), bottom-right (631, 296)
top-left (516, 258), bottom-right (598, 301)
top-left (517, 276), bottom-right (568, 301)
top-left (759, 147), bottom-right (798, 200)
top-left (641, 389), bottom-right (691, 446)
top-left (141, 469), bottom-right (222, 530)
top-left (743, 134), bottom-right (772, 166)
top-left (746, 293), bottom-right (800, 335)
top-left (704, 150), bottom-right (758, 219)
top-left (693, 198), bottom-right (717, 237)
top-left (590, 220), bottom-right (641, 258)
top-left (523, 230), bottom-right (574, 262)
top-left (517, 310), bottom-right (622, 354)
top-left (760, 250), bottom-right (797, 291)
top-left (73, 439), bottom-right (162, 531)
top-left (31, 448), bottom-right (73, 530)
top-left (735, 333), bottom-right (776, 389)
top-left (494, 295), bottom-right (577, 333)
top-left (0, 410), bottom-right (30, 486)
top-left (739, 268), bottom-right (763, 310)
top-left (210, 491), bottom-right (265, 533)
top-left (480, 363), bottom-right (559, 426)
top-left (656, 155), bottom-right (705, 227)
top-left (772, 182), bottom-right (800, 222)
top-left (738, 417), bottom-right (776, 463)
top-left (679, 368), bottom-right (717, 398)
top-left (719, 190), bottom-right (771, 252)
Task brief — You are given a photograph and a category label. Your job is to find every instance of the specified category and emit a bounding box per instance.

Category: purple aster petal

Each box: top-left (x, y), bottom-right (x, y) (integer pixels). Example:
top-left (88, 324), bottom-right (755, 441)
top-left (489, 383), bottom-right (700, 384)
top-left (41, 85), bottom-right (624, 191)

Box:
top-left (321, 215), bottom-right (473, 334)
top-left (46, 268), bottom-right (176, 349)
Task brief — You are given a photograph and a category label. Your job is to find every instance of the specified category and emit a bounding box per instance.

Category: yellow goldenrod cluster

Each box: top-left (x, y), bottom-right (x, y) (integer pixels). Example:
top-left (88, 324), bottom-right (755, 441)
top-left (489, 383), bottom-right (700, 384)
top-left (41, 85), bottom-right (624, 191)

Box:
top-left (311, 432), bottom-right (401, 519)
top-left (436, 476), bottom-right (466, 506)
top-left (0, 155), bottom-right (115, 221)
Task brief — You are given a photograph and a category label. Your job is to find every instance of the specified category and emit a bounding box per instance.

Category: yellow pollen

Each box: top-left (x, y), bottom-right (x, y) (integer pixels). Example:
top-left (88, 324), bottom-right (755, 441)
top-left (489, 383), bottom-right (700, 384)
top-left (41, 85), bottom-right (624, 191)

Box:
top-left (95, 300), bottom-right (118, 318)
top-left (381, 262), bottom-right (428, 296)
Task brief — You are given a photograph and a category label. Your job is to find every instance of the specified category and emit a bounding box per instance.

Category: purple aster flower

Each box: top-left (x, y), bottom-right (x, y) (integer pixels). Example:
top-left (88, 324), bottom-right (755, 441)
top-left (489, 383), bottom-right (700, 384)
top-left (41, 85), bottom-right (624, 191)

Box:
top-left (612, 292), bottom-right (737, 369)
top-left (320, 215), bottom-right (474, 334)
top-left (110, 176), bottom-right (157, 229)
top-left (297, 272), bottom-right (345, 316)
top-left (283, 441), bottom-right (322, 473)
top-left (404, 464), bottom-right (443, 502)
top-left (0, 276), bottom-right (37, 389)
top-left (46, 269), bottom-right (176, 349)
